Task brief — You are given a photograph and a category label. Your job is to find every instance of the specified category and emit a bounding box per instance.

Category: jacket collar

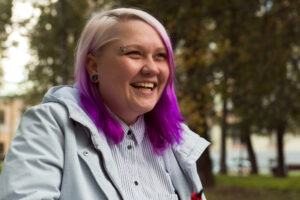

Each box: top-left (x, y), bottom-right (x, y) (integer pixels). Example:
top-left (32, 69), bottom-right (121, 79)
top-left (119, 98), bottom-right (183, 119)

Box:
top-left (164, 124), bottom-right (210, 198)
top-left (173, 124), bottom-right (210, 166)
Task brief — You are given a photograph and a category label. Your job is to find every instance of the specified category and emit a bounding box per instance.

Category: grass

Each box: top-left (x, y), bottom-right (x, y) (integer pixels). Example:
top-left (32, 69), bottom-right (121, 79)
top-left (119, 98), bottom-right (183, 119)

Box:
top-left (205, 174), bottom-right (300, 200)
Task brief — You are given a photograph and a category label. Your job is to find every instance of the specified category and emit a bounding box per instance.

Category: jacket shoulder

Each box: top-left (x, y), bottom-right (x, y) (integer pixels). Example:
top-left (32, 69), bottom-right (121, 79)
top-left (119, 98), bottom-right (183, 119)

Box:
top-left (173, 124), bottom-right (210, 164)
top-left (0, 102), bottom-right (69, 199)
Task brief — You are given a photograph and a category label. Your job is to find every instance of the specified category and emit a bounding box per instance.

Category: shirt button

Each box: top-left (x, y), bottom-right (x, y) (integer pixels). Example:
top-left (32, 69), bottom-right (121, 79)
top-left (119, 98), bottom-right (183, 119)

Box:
top-left (127, 130), bottom-right (133, 137)
top-left (134, 181), bottom-right (139, 186)
top-left (127, 145), bottom-right (133, 150)
top-left (83, 151), bottom-right (89, 156)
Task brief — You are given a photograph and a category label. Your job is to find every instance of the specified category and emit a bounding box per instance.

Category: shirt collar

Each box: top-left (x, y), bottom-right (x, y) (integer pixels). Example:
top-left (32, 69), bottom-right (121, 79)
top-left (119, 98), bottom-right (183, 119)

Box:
top-left (117, 115), bottom-right (145, 145)
top-left (104, 105), bottom-right (145, 145)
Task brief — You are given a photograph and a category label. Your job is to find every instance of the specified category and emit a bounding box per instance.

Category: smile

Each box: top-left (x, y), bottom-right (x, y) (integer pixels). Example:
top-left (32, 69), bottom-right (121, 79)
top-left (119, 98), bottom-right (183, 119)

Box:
top-left (130, 82), bottom-right (157, 91)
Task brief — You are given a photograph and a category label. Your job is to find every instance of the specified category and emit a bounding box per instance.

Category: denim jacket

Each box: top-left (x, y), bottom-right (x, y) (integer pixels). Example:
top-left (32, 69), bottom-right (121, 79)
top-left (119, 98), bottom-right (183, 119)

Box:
top-left (0, 85), bottom-right (209, 200)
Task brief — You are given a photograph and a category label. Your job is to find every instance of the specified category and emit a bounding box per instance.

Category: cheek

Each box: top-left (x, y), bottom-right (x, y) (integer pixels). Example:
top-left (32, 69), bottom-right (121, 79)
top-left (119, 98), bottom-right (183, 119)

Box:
top-left (161, 64), bottom-right (170, 84)
top-left (99, 65), bottom-right (136, 96)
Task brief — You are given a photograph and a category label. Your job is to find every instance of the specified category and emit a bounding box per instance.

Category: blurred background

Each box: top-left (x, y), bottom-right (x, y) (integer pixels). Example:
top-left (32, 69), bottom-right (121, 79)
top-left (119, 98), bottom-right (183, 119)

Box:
top-left (0, 0), bottom-right (300, 199)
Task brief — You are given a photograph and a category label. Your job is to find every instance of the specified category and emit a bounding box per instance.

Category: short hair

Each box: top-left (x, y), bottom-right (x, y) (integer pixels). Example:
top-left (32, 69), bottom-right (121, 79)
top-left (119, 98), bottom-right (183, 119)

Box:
top-left (74, 8), bottom-right (184, 154)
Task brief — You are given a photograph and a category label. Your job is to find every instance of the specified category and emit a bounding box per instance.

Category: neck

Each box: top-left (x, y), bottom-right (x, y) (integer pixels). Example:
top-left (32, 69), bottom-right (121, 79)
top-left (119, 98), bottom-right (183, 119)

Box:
top-left (118, 114), bottom-right (138, 126)
top-left (104, 104), bottom-right (139, 126)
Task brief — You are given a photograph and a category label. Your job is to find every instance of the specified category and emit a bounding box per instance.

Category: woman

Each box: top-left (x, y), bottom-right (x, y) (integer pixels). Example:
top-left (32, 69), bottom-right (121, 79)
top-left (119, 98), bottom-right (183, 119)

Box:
top-left (0, 8), bottom-right (209, 200)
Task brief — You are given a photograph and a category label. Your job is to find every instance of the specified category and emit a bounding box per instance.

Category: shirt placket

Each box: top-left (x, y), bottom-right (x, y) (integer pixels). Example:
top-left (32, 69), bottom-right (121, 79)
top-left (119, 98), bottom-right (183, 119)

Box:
top-left (124, 129), bottom-right (145, 199)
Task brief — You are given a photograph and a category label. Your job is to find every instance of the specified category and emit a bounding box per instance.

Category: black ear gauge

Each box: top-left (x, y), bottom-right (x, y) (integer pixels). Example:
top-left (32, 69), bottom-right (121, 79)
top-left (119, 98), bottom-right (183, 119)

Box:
top-left (91, 74), bottom-right (98, 82)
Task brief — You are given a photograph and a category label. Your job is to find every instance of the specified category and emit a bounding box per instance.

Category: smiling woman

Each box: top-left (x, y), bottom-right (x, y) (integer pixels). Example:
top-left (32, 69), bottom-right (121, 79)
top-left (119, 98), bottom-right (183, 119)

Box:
top-left (0, 8), bottom-right (210, 200)
top-left (86, 19), bottom-right (169, 127)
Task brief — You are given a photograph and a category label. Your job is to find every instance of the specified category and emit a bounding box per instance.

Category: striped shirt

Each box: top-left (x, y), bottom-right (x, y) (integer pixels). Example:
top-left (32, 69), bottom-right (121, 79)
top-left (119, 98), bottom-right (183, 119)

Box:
top-left (108, 116), bottom-right (179, 200)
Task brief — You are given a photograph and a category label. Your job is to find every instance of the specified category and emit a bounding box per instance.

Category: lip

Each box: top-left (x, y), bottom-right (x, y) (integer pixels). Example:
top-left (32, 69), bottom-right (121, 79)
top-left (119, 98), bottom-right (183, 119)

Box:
top-left (133, 87), bottom-right (155, 95)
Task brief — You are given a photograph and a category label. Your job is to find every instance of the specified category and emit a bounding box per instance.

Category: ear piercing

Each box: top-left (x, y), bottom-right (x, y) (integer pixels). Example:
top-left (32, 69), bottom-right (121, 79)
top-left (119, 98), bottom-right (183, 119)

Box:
top-left (91, 74), bottom-right (98, 82)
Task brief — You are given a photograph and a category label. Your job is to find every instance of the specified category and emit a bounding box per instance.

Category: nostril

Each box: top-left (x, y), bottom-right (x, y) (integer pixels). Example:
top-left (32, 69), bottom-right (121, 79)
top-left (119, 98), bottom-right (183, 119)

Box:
top-left (141, 63), bottom-right (159, 75)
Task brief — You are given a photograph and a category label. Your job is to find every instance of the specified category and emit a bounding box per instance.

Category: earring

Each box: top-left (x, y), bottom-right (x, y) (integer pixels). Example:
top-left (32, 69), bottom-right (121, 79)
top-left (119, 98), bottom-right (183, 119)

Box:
top-left (91, 74), bottom-right (98, 83)
top-left (120, 46), bottom-right (127, 53)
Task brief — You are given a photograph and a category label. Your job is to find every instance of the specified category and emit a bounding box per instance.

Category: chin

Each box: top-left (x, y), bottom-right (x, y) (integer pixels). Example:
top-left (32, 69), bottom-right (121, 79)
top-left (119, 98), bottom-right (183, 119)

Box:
top-left (135, 104), bottom-right (156, 115)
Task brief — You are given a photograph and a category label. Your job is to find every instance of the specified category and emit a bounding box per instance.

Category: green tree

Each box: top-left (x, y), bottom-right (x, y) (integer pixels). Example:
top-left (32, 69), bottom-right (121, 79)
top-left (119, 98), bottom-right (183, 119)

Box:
top-left (203, 0), bottom-right (262, 174)
top-left (255, 0), bottom-right (300, 177)
top-left (24, 0), bottom-right (99, 103)
top-left (208, 0), bottom-right (261, 174)
top-left (0, 0), bottom-right (13, 86)
top-left (229, 0), bottom-right (300, 177)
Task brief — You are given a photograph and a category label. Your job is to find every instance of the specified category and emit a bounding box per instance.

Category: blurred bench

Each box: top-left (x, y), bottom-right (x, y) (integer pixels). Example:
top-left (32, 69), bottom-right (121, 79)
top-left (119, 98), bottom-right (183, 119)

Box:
top-left (287, 164), bottom-right (300, 171)
top-left (271, 164), bottom-right (300, 175)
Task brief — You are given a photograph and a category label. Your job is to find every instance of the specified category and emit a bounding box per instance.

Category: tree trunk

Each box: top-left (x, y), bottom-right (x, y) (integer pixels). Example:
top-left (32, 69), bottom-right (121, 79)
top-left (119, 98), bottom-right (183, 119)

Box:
top-left (220, 76), bottom-right (228, 174)
top-left (197, 122), bottom-right (215, 188)
top-left (241, 128), bottom-right (258, 174)
top-left (58, 0), bottom-right (69, 84)
top-left (275, 120), bottom-right (286, 177)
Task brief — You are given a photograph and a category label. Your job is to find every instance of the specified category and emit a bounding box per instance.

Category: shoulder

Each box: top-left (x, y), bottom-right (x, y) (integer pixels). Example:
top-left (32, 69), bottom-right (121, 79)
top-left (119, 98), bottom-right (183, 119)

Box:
top-left (7, 102), bottom-right (70, 166)
top-left (23, 102), bottom-right (70, 127)
top-left (14, 102), bottom-right (71, 147)
top-left (172, 124), bottom-right (210, 164)
top-left (27, 102), bottom-right (69, 117)
top-left (0, 104), bottom-right (67, 200)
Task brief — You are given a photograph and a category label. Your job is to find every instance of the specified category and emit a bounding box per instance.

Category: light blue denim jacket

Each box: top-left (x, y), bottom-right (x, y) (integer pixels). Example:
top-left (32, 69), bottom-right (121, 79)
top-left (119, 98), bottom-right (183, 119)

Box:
top-left (0, 85), bottom-right (210, 200)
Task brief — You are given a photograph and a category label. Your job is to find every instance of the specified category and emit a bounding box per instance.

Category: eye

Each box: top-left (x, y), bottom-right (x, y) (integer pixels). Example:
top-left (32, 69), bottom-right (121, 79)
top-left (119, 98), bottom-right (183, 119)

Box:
top-left (126, 51), bottom-right (142, 58)
top-left (154, 52), bottom-right (167, 61)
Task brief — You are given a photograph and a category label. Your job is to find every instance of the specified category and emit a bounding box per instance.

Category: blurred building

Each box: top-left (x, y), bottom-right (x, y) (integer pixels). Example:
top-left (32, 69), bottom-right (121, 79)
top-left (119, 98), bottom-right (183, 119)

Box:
top-left (0, 97), bottom-right (25, 160)
top-left (210, 124), bottom-right (300, 174)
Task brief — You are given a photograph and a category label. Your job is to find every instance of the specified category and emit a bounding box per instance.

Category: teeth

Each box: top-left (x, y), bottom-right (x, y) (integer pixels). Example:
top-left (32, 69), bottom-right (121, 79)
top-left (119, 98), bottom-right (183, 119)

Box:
top-left (132, 82), bottom-right (154, 89)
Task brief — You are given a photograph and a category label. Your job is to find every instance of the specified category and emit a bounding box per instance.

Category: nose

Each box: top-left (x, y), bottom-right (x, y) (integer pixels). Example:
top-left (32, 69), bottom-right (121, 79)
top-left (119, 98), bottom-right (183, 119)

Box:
top-left (141, 56), bottom-right (159, 75)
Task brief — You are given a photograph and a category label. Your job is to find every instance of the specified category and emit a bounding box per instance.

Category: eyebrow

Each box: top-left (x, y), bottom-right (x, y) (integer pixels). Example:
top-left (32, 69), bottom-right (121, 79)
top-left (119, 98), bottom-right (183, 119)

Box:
top-left (121, 44), bottom-right (167, 52)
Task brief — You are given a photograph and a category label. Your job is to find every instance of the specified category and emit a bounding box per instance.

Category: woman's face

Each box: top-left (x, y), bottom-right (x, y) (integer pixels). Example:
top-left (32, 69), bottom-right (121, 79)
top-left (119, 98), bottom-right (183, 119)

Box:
top-left (88, 19), bottom-right (169, 125)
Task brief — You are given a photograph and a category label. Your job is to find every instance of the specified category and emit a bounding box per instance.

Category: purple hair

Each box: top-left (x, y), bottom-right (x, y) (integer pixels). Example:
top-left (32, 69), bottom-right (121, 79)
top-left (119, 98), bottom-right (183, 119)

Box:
top-left (74, 8), bottom-right (184, 154)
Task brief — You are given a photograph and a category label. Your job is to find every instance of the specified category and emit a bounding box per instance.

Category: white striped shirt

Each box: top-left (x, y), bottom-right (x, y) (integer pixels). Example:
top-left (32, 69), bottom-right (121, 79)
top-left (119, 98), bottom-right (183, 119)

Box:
top-left (108, 116), bottom-right (179, 200)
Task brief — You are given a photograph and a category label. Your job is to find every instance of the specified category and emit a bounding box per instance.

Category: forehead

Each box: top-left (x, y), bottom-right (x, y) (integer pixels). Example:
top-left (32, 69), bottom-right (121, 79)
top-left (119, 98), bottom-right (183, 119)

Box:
top-left (110, 19), bottom-right (165, 47)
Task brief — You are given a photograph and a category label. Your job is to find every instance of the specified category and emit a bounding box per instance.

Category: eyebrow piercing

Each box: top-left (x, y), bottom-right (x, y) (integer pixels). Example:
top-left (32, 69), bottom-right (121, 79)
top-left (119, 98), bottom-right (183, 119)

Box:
top-left (120, 46), bottom-right (127, 53)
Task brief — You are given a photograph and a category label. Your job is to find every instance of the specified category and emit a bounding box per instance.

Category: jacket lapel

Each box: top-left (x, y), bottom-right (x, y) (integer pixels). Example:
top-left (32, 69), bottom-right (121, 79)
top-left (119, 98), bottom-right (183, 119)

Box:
top-left (90, 130), bottom-right (126, 199)
top-left (163, 148), bottom-right (192, 200)
top-left (68, 105), bottom-right (126, 200)
top-left (78, 145), bottom-right (121, 200)
top-left (163, 125), bottom-right (210, 199)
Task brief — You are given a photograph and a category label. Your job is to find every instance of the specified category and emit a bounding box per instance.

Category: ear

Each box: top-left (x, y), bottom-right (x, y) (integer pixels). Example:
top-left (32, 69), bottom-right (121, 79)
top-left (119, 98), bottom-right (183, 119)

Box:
top-left (85, 54), bottom-right (99, 77)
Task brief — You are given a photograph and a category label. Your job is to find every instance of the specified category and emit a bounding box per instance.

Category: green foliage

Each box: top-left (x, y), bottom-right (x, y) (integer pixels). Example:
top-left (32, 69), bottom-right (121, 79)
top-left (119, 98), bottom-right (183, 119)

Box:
top-left (24, 0), bottom-right (88, 103)
top-left (0, 0), bottom-right (13, 86)
top-left (0, 0), bottom-right (12, 51)
top-left (23, 0), bottom-right (113, 103)
top-left (231, 0), bottom-right (300, 134)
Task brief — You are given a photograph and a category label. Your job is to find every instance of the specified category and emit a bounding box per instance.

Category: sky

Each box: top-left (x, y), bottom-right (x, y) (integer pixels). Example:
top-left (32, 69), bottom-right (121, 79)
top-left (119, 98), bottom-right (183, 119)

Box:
top-left (0, 0), bottom-right (37, 96)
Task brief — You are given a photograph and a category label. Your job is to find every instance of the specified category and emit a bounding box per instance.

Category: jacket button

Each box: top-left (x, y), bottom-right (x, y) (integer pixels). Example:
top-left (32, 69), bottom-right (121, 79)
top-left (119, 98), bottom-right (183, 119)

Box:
top-left (83, 151), bottom-right (89, 156)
